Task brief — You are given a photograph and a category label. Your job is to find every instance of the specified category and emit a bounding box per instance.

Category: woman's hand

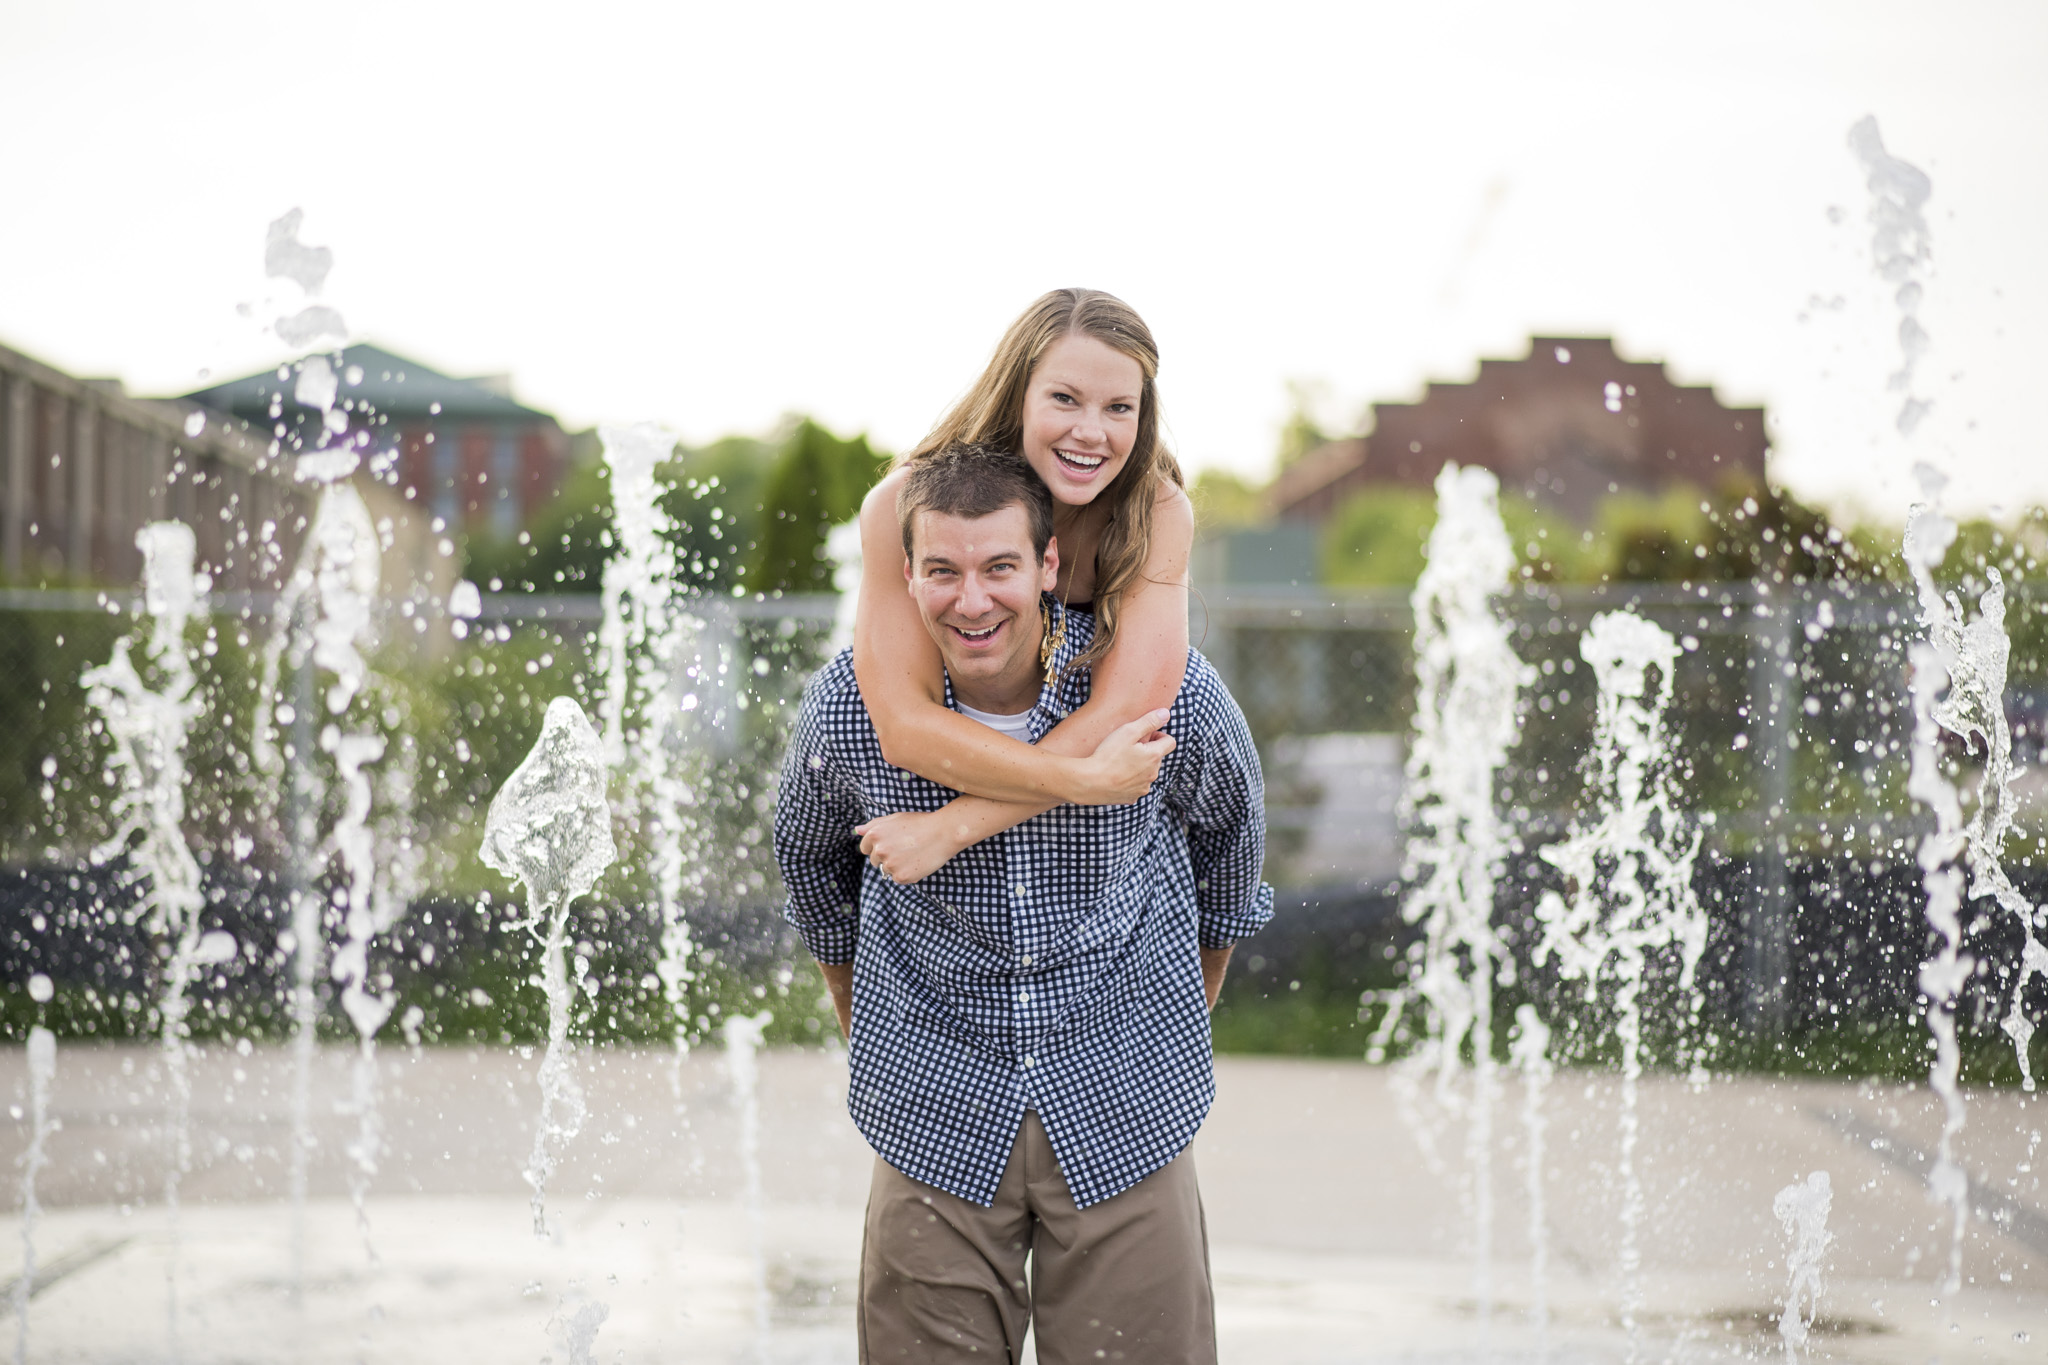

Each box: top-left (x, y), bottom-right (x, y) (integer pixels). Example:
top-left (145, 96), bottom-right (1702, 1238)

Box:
top-left (1067, 709), bottom-right (1177, 805)
top-left (856, 811), bottom-right (967, 885)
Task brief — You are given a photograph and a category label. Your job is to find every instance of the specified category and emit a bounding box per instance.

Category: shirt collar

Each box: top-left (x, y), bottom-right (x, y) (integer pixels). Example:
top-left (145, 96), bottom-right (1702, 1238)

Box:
top-left (938, 592), bottom-right (1093, 738)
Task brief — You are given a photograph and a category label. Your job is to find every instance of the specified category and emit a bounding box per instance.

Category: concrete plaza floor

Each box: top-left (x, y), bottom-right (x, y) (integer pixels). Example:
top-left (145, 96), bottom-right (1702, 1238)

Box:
top-left (0, 1042), bottom-right (2041, 1363)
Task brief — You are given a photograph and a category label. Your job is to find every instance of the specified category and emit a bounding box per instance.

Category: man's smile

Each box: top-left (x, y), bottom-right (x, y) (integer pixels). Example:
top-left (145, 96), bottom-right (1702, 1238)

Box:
top-left (947, 618), bottom-right (1008, 649)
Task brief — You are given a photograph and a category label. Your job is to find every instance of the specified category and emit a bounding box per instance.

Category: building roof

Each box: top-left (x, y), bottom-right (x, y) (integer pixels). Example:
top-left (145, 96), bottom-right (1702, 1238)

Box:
top-left (182, 342), bottom-right (556, 425)
top-left (1272, 336), bottom-right (1768, 525)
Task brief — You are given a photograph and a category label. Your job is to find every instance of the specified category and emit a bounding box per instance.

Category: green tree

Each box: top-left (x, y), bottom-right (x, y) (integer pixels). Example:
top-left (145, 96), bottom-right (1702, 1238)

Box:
top-left (744, 419), bottom-right (890, 595)
top-left (464, 428), bottom-right (783, 595)
top-left (1190, 468), bottom-right (1268, 535)
top-left (664, 434), bottom-right (777, 591)
top-left (1319, 484), bottom-right (1438, 586)
top-left (1275, 379), bottom-right (1333, 469)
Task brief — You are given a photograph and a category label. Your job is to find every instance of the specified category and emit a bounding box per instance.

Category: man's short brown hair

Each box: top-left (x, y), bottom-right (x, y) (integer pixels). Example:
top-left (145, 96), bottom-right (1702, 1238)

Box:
top-left (897, 442), bottom-right (1055, 561)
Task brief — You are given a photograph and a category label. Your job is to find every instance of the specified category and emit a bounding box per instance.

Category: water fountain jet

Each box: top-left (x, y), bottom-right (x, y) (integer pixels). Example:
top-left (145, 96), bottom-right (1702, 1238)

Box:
top-left (1381, 462), bottom-right (1531, 1327)
top-left (81, 520), bottom-right (208, 1353)
top-left (480, 696), bottom-right (617, 1236)
top-left (593, 422), bottom-right (704, 1094)
top-left (1532, 610), bottom-right (1707, 1360)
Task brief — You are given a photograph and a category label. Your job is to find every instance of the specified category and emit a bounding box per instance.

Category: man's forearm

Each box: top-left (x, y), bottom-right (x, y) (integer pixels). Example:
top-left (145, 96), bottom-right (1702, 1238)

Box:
top-left (818, 961), bottom-right (854, 1039)
top-left (1200, 946), bottom-right (1232, 1012)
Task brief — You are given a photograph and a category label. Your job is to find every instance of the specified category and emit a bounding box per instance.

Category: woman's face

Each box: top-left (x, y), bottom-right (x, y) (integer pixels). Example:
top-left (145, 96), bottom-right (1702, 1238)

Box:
top-left (1019, 333), bottom-right (1143, 507)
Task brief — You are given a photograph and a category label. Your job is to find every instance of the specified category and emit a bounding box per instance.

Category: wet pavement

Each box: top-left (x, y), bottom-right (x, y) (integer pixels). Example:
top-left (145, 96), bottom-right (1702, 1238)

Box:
top-left (0, 1043), bottom-right (2041, 1362)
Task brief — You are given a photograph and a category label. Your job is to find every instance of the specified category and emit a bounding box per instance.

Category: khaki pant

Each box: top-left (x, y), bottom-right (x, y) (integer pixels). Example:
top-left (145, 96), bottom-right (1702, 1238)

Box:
top-left (857, 1112), bottom-right (1216, 1364)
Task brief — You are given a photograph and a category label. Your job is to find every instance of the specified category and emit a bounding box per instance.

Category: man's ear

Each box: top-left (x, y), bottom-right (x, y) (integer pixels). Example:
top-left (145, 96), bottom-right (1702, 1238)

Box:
top-left (1041, 535), bottom-right (1060, 593)
top-left (902, 550), bottom-right (915, 588)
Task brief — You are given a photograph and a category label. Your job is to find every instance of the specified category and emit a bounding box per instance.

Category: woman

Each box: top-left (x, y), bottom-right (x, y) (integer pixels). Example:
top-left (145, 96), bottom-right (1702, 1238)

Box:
top-left (851, 288), bottom-right (1194, 883)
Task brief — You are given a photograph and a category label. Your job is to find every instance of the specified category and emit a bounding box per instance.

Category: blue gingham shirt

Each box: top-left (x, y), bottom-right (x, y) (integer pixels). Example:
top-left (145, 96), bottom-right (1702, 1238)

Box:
top-left (774, 608), bottom-right (1273, 1208)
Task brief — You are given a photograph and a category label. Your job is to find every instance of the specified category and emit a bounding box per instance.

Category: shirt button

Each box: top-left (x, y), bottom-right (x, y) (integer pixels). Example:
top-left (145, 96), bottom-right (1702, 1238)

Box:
top-left (1018, 991), bottom-right (1031, 1003)
top-left (1022, 1056), bottom-right (1035, 1068)
top-left (1020, 955), bottom-right (1033, 967)
top-left (1013, 884), bottom-right (1027, 898)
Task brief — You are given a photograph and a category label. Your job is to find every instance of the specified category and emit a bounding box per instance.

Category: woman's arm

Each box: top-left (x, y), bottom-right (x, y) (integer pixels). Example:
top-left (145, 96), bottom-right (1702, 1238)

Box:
top-left (855, 482), bottom-right (1196, 884)
top-left (851, 470), bottom-right (1168, 806)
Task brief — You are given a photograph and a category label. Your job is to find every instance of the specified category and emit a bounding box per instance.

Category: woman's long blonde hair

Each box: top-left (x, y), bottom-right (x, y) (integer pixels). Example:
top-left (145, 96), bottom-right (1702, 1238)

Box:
top-left (907, 288), bottom-right (1183, 676)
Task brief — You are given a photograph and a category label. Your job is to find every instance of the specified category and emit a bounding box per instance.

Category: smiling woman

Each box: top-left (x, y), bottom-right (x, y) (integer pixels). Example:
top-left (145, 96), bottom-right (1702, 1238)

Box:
top-left (849, 289), bottom-right (1193, 885)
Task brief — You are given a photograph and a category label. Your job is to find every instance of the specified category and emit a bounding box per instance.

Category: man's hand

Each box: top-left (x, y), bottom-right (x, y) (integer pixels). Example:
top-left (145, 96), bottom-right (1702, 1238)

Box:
top-left (819, 961), bottom-right (853, 1039)
top-left (855, 810), bottom-right (966, 884)
top-left (1068, 709), bottom-right (1176, 805)
top-left (1201, 946), bottom-right (1233, 1013)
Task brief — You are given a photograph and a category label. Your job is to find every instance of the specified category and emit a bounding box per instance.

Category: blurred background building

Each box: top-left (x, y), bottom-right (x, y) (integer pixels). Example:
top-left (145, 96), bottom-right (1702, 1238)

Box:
top-left (0, 338), bottom-right (303, 590)
top-left (185, 343), bottom-right (573, 542)
top-left (1269, 336), bottom-right (1767, 527)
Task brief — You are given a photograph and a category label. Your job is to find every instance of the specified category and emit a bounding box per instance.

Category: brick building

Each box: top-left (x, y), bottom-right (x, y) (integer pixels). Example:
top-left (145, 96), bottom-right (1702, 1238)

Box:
top-left (0, 338), bottom-right (309, 588)
top-left (186, 343), bottom-right (572, 541)
top-left (1271, 336), bottom-right (1768, 525)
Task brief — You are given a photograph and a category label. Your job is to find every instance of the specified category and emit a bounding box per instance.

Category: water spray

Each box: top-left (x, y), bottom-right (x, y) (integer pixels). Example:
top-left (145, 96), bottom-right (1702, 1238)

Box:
top-left (1532, 610), bottom-right (1707, 1360)
top-left (82, 521), bottom-right (209, 1354)
top-left (480, 696), bottom-right (617, 1236)
top-left (1772, 1170), bottom-right (1832, 1363)
top-left (593, 423), bottom-right (703, 1092)
top-left (1377, 462), bottom-right (1531, 1327)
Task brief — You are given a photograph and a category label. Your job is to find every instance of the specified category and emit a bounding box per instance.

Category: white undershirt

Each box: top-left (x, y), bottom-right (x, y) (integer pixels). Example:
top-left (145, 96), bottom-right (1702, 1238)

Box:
top-left (956, 699), bottom-right (1035, 742)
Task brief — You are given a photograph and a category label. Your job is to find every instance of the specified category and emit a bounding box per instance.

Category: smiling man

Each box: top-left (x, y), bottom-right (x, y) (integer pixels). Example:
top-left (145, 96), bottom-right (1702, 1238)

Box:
top-left (773, 441), bottom-right (1272, 1363)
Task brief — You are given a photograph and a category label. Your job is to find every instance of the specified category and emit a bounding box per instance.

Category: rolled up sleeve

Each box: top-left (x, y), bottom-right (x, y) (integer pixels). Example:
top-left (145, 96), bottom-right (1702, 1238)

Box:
top-left (1169, 695), bottom-right (1275, 949)
top-left (772, 704), bottom-right (865, 965)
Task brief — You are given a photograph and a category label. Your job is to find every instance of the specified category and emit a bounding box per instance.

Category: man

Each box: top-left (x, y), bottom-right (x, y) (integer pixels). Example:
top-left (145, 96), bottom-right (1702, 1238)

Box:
top-left (773, 442), bottom-right (1272, 1363)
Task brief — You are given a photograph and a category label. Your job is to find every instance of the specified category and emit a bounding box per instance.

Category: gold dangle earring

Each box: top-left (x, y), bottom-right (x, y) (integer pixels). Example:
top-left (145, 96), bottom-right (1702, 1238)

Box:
top-left (1039, 597), bottom-right (1066, 685)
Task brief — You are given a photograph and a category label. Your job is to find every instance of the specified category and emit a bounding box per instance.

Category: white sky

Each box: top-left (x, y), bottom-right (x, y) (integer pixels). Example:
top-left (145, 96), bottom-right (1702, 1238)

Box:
top-left (1, 0), bottom-right (2043, 524)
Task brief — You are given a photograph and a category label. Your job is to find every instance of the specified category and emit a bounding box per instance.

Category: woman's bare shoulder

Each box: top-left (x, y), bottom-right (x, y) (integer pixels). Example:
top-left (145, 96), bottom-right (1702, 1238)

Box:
top-left (860, 463), bottom-right (911, 529)
top-left (1152, 477), bottom-right (1194, 545)
top-left (864, 462), bottom-right (911, 508)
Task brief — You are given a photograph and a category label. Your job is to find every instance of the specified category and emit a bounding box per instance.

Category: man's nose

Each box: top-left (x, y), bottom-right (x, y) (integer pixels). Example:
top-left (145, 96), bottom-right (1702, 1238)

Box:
top-left (958, 573), bottom-right (994, 617)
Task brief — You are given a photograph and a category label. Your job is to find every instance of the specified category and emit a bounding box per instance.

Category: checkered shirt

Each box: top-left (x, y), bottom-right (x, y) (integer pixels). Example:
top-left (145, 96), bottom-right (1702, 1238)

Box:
top-left (774, 607), bottom-right (1273, 1208)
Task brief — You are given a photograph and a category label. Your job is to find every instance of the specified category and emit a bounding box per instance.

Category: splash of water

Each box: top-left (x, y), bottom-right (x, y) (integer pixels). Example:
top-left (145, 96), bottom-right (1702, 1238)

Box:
top-left (1846, 117), bottom-right (1934, 435)
top-left (256, 476), bottom-right (391, 1291)
top-left (248, 206), bottom-right (391, 1281)
top-left (266, 207), bottom-right (348, 354)
top-left (1509, 1004), bottom-right (1552, 1358)
top-left (1905, 468), bottom-right (2047, 1094)
top-left (1901, 469), bottom-right (1995, 1294)
top-left (81, 521), bottom-right (209, 1356)
top-left (545, 1287), bottom-right (611, 1365)
top-left (1532, 610), bottom-right (1706, 1360)
top-left (1378, 463), bottom-right (1531, 1326)
top-left (481, 697), bottom-right (617, 1236)
top-left (14, 1027), bottom-right (55, 1365)
top-left (724, 1009), bottom-right (776, 1352)
top-left (1772, 1170), bottom-right (1832, 1363)
top-left (593, 423), bottom-right (703, 1092)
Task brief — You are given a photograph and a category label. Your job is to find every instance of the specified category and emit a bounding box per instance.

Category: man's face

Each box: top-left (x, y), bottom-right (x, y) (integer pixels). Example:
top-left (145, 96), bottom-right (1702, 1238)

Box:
top-left (905, 504), bottom-right (1060, 703)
